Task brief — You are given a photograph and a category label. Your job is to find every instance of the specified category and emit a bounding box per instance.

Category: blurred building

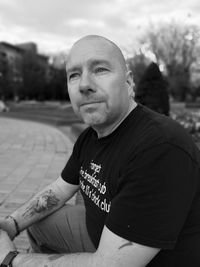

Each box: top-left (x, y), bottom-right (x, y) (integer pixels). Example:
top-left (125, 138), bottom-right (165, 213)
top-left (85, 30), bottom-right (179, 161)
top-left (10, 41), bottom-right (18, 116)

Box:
top-left (0, 42), bottom-right (24, 85)
top-left (0, 41), bottom-right (49, 99)
top-left (0, 50), bottom-right (7, 79)
top-left (0, 50), bottom-right (7, 98)
top-left (17, 42), bottom-right (49, 75)
top-left (17, 42), bottom-right (38, 54)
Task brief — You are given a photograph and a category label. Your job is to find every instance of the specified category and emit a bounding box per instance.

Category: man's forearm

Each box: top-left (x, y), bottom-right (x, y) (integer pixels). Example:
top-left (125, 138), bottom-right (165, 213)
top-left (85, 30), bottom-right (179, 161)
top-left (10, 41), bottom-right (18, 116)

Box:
top-left (13, 252), bottom-right (115, 267)
top-left (1, 178), bottom-right (79, 239)
top-left (6, 181), bottom-right (70, 237)
top-left (11, 189), bottom-right (62, 231)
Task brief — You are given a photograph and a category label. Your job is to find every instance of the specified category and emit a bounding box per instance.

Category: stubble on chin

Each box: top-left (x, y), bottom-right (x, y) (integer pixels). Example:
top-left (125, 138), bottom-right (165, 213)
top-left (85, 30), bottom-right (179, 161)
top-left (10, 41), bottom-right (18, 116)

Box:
top-left (80, 108), bottom-right (108, 126)
top-left (81, 113), bottom-right (103, 126)
top-left (77, 103), bottom-right (106, 125)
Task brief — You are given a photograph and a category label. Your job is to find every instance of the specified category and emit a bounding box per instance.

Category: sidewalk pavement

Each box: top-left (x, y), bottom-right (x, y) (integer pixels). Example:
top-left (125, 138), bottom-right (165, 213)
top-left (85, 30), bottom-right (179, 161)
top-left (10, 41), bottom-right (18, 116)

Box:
top-left (0, 117), bottom-right (75, 252)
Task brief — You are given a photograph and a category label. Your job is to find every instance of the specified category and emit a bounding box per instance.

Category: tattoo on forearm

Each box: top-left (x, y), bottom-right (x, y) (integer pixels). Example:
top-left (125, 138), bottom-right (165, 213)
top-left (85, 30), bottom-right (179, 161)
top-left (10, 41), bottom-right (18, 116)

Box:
top-left (22, 189), bottom-right (59, 218)
top-left (118, 241), bottom-right (134, 250)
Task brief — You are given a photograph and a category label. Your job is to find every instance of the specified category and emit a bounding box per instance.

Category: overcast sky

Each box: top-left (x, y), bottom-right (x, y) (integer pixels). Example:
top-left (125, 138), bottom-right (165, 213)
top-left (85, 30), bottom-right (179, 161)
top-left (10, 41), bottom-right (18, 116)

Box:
top-left (0, 0), bottom-right (199, 55)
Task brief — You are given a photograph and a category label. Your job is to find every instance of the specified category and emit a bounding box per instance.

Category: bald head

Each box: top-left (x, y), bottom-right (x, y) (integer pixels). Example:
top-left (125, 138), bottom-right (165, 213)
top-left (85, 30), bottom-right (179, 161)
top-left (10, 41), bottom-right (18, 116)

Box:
top-left (67, 35), bottom-right (127, 72)
top-left (66, 35), bottom-right (135, 135)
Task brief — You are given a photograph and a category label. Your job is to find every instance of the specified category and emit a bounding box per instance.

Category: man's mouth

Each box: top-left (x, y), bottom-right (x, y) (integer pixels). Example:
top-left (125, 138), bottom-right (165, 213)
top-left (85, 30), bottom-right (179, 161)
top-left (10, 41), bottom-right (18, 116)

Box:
top-left (80, 101), bottom-right (103, 107)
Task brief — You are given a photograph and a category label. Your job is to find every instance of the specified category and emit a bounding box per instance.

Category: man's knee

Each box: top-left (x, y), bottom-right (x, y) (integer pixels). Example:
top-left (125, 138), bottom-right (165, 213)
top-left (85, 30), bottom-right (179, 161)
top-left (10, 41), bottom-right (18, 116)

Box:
top-left (27, 205), bottom-right (91, 253)
top-left (27, 217), bottom-right (56, 253)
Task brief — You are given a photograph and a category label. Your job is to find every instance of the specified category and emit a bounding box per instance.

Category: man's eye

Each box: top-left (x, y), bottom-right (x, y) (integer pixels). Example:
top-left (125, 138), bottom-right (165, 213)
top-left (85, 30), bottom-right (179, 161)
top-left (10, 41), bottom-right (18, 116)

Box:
top-left (95, 67), bottom-right (108, 73)
top-left (69, 73), bottom-right (80, 81)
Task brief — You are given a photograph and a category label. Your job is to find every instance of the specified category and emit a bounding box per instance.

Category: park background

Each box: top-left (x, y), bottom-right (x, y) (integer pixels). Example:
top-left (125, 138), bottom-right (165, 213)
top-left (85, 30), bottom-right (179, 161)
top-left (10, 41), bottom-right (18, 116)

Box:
top-left (1, 0), bottom-right (200, 154)
top-left (1, 0), bottom-right (200, 143)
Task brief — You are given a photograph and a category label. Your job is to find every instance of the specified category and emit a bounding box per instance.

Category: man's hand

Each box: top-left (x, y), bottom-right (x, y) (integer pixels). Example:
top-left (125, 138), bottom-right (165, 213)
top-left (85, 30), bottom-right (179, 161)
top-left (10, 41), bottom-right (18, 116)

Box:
top-left (0, 229), bottom-right (16, 265)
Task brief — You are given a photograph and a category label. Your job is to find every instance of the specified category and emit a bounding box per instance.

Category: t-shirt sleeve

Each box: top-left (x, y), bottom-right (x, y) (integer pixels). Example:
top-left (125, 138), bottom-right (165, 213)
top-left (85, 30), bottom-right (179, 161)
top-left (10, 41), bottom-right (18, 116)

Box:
top-left (61, 141), bottom-right (80, 185)
top-left (105, 143), bottom-right (198, 249)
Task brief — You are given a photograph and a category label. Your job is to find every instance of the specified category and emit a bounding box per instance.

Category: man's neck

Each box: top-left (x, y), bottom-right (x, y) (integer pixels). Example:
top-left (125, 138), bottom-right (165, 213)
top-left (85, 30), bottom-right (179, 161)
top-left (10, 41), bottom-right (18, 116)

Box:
top-left (94, 101), bottom-right (137, 139)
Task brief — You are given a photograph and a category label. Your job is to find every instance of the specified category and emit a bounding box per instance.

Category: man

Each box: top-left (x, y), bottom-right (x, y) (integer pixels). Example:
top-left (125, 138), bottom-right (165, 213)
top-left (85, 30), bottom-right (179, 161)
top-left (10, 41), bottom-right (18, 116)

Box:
top-left (0, 35), bottom-right (200, 267)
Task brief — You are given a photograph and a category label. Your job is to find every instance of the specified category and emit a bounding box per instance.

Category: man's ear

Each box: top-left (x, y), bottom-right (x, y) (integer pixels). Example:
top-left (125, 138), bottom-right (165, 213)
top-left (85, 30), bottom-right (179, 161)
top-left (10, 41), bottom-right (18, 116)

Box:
top-left (126, 70), bottom-right (135, 96)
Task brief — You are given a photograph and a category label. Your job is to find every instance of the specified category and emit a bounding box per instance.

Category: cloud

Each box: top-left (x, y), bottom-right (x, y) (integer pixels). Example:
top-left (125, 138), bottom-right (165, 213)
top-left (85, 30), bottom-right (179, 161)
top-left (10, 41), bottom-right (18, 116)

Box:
top-left (0, 0), bottom-right (18, 8)
top-left (0, 0), bottom-right (199, 54)
top-left (0, 0), bottom-right (113, 33)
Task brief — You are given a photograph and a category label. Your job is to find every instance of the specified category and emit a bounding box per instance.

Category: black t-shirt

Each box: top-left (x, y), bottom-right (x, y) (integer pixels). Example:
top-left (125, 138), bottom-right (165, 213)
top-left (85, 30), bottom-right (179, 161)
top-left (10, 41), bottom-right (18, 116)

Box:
top-left (61, 104), bottom-right (200, 266)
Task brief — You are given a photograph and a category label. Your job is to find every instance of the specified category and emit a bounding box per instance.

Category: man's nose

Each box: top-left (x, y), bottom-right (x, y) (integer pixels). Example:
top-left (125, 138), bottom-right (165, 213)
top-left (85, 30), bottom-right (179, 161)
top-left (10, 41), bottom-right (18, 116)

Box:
top-left (79, 72), bottom-right (95, 94)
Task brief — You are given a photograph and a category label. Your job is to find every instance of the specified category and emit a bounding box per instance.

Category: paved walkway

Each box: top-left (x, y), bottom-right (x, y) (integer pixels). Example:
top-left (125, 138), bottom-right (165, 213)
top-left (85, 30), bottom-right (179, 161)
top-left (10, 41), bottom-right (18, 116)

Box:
top-left (0, 117), bottom-right (74, 252)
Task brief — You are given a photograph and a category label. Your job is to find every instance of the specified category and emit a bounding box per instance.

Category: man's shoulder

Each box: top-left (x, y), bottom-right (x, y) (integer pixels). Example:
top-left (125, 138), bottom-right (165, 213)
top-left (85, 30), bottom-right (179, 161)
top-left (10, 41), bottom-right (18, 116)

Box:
top-left (128, 105), bottom-right (199, 158)
top-left (137, 105), bottom-right (190, 141)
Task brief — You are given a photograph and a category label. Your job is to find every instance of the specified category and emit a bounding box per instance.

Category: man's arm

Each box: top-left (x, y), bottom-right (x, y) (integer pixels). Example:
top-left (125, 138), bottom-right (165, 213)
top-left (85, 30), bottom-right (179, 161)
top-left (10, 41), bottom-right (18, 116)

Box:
top-left (0, 176), bottom-right (79, 239)
top-left (11, 226), bottom-right (160, 267)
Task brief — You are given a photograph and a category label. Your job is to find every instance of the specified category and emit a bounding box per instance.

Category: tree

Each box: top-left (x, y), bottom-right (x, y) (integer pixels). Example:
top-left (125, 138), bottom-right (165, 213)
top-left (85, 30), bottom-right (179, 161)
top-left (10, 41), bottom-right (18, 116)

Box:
top-left (127, 52), bottom-right (150, 87)
top-left (143, 21), bottom-right (200, 101)
top-left (135, 62), bottom-right (170, 116)
top-left (45, 66), bottom-right (69, 101)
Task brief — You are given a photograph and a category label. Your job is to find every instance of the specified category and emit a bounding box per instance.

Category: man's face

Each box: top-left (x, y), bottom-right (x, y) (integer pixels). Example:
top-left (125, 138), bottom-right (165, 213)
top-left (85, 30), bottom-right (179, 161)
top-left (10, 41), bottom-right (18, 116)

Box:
top-left (66, 38), bottom-right (132, 129)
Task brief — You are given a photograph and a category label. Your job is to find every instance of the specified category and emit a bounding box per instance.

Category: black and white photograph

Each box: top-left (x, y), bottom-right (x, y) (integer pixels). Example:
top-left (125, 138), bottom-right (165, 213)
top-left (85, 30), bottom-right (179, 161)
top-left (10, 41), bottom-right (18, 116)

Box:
top-left (0, 0), bottom-right (200, 266)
